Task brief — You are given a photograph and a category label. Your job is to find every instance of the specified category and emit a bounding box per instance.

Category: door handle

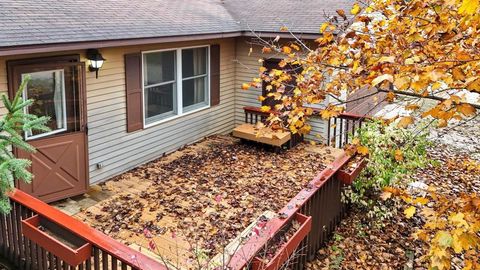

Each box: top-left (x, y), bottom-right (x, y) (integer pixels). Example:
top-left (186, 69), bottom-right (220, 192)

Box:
top-left (84, 124), bottom-right (88, 135)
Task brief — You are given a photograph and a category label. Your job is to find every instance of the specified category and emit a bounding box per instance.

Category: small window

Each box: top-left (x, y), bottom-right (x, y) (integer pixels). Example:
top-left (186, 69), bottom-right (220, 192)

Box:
top-left (22, 69), bottom-right (68, 139)
top-left (142, 46), bottom-right (210, 126)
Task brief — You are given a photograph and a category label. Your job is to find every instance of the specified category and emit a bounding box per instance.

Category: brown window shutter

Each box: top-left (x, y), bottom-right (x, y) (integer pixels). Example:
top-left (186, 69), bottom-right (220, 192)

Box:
top-left (210, 44), bottom-right (221, 106)
top-left (125, 53), bottom-right (143, 132)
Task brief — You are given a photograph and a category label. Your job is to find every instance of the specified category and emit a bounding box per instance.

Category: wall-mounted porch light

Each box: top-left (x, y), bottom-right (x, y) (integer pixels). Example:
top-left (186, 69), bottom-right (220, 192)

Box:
top-left (86, 49), bottom-right (105, 78)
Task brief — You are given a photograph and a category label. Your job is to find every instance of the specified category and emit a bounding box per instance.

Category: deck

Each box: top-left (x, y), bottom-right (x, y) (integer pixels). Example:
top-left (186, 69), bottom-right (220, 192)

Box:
top-left (52, 135), bottom-right (343, 268)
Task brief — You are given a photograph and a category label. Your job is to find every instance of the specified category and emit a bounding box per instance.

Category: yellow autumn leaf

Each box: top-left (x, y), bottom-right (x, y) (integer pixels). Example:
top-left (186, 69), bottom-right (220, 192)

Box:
top-left (394, 149), bottom-right (404, 161)
top-left (336, 9), bottom-right (347, 20)
top-left (414, 197), bottom-right (429, 205)
top-left (351, 3), bottom-right (361, 15)
top-left (397, 116), bottom-right (414, 128)
top-left (320, 22), bottom-right (329, 33)
top-left (404, 206), bottom-right (416, 219)
top-left (290, 44), bottom-right (300, 51)
top-left (452, 67), bottom-right (466, 81)
top-left (466, 77), bottom-right (480, 92)
top-left (386, 91), bottom-right (396, 102)
top-left (282, 46), bottom-right (292, 54)
top-left (457, 104), bottom-right (476, 116)
top-left (357, 145), bottom-right (369, 155)
top-left (458, 0), bottom-right (479, 15)
top-left (241, 83), bottom-right (250, 90)
top-left (449, 212), bottom-right (469, 228)
top-left (260, 105), bottom-right (271, 112)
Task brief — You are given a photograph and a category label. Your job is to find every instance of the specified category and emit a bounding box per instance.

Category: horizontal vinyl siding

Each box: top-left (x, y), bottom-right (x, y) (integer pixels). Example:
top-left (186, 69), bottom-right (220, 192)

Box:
top-left (85, 39), bottom-right (237, 183)
top-left (0, 60), bottom-right (9, 116)
top-left (234, 38), bottom-right (328, 142)
top-left (0, 38), bottom-right (237, 184)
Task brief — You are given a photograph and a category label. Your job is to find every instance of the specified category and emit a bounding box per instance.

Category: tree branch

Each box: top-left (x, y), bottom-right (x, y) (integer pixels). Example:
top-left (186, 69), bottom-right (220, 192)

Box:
top-left (377, 88), bottom-right (480, 109)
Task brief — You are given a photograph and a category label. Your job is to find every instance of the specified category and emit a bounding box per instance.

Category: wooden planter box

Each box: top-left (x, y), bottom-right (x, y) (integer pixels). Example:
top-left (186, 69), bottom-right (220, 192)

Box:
top-left (252, 213), bottom-right (312, 270)
top-left (21, 215), bottom-right (92, 266)
top-left (337, 155), bottom-right (368, 185)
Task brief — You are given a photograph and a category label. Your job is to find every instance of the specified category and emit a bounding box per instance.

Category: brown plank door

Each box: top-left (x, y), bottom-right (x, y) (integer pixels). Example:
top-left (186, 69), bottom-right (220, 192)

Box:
top-left (8, 56), bottom-right (89, 203)
top-left (262, 58), bottom-right (301, 108)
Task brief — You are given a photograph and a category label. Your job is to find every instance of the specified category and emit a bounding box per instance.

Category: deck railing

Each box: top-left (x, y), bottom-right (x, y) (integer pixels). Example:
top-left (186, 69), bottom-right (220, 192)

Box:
top-left (228, 153), bottom-right (351, 270)
top-left (0, 109), bottom-right (366, 270)
top-left (1, 189), bottom-right (167, 270)
top-left (243, 106), bottom-right (304, 148)
top-left (326, 112), bottom-right (368, 148)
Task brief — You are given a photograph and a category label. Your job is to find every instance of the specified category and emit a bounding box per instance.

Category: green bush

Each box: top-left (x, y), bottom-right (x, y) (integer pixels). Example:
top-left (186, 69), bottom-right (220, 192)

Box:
top-left (0, 77), bottom-right (49, 213)
top-left (343, 119), bottom-right (431, 220)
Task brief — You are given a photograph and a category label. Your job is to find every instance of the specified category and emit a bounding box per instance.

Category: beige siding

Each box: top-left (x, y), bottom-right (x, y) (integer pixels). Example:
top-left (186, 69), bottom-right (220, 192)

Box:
top-left (0, 38), bottom-right (237, 184)
top-left (233, 38), bottom-right (329, 142)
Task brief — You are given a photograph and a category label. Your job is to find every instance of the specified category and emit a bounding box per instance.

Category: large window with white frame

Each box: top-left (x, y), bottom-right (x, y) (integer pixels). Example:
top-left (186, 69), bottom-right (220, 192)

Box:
top-left (143, 46), bottom-right (209, 126)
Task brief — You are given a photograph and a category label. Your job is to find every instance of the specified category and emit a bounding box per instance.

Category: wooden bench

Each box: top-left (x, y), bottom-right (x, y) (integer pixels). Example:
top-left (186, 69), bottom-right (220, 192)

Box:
top-left (232, 123), bottom-right (291, 147)
top-left (232, 106), bottom-right (303, 149)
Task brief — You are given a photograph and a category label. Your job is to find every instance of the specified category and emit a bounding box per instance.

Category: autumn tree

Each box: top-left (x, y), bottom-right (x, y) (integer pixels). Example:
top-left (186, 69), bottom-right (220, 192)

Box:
top-left (246, 0), bottom-right (480, 269)
top-left (248, 0), bottom-right (479, 133)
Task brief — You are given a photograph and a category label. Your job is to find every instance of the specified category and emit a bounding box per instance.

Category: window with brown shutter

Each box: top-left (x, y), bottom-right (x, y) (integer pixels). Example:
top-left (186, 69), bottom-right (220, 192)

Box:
top-left (210, 44), bottom-right (220, 106)
top-left (125, 53), bottom-right (143, 132)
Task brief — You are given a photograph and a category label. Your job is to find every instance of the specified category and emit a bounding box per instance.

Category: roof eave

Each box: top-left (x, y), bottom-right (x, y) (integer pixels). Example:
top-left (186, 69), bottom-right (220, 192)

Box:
top-left (0, 31), bottom-right (320, 57)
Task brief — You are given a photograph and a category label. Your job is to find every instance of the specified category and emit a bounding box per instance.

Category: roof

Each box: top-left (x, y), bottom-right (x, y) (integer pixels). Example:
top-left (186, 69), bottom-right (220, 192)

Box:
top-left (0, 0), bottom-right (353, 54)
top-left (224, 0), bottom-right (353, 35)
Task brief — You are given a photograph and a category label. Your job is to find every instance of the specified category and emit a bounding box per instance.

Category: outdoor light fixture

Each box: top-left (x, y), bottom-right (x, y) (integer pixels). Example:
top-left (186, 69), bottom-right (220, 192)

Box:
top-left (86, 49), bottom-right (105, 78)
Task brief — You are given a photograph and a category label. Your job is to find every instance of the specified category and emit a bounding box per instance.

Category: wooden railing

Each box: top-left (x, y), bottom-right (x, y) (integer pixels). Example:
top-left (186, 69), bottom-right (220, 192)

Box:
top-left (243, 106), bottom-right (304, 148)
top-left (326, 112), bottom-right (368, 148)
top-left (1, 189), bottom-right (167, 270)
top-left (228, 153), bottom-right (351, 270)
top-left (244, 106), bottom-right (272, 124)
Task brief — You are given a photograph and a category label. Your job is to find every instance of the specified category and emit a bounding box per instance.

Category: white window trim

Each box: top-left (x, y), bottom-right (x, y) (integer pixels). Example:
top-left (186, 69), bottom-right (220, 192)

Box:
top-left (142, 45), bottom-right (211, 128)
top-left (22, 69), bottom-right (68, 141)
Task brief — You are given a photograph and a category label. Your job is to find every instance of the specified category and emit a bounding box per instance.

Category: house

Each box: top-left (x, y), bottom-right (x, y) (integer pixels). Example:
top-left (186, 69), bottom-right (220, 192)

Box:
top-left (0, 0), bottom-right (355, 203)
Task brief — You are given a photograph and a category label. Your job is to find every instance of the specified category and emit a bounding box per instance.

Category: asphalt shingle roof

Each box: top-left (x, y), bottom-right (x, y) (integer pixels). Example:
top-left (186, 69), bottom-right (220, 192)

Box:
top-left (225, 0), bottom-right (354, 34)
top-left (0, 0), bottom-right (353, 48)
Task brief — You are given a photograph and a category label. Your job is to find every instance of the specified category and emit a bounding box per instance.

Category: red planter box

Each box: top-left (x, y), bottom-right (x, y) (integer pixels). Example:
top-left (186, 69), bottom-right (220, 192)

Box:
top-left (337, 156), bottom-right (367, 185)
top-left (252, 213), bottom-right (312, 270)
top-left (21, 215), bottom-right (92, 266)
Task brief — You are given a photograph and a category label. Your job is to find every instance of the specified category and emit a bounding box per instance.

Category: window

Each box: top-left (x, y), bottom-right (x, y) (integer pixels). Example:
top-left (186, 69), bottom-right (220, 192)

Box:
top-left (143, 46), bottom-right (209, 126)
top-left (22, 69), bottom-right (68, 140)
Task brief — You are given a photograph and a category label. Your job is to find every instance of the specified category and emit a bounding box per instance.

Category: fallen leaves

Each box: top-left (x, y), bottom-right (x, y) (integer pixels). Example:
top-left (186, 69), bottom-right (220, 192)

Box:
top-left (80, 136), bottom-right (329, 258)
top-left (404, 206), bottom-right (416, 219)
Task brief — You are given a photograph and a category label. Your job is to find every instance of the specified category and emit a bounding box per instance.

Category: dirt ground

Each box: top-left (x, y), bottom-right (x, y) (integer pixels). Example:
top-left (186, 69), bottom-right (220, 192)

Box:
top-left (59, 135), bottom-right (342, 268)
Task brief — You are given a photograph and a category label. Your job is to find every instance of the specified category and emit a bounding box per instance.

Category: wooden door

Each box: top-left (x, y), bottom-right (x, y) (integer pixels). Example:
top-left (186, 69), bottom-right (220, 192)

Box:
top-left (262, 59), bottom-right (301, 108)
top-left (8, 58), bottom-right (89, 203)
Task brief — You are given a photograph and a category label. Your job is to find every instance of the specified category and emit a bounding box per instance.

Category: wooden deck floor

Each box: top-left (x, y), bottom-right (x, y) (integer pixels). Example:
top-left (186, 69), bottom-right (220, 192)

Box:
top-left (51, 135), bottom-right (344, 269)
